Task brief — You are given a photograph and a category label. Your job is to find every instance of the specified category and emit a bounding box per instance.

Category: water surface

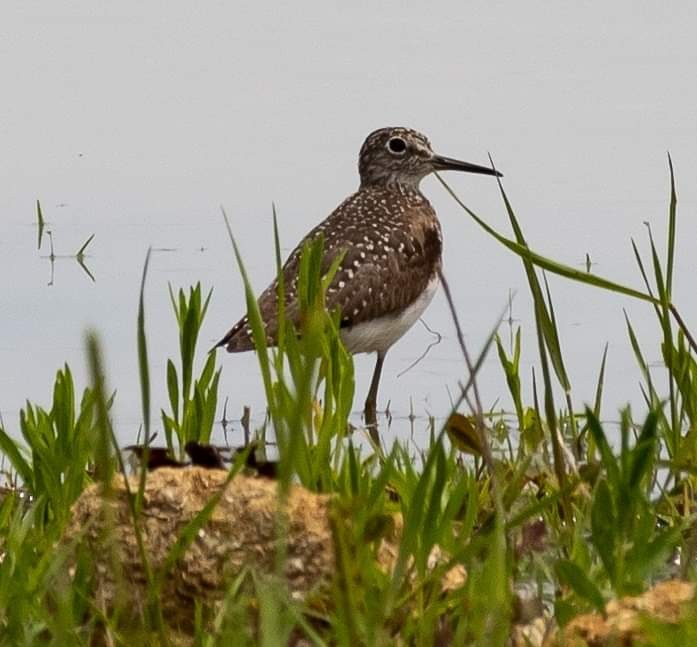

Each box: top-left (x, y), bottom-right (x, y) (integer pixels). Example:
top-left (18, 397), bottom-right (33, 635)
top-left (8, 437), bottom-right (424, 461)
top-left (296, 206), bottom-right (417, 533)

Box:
top-left (2, 3), bottom-right (696, 446)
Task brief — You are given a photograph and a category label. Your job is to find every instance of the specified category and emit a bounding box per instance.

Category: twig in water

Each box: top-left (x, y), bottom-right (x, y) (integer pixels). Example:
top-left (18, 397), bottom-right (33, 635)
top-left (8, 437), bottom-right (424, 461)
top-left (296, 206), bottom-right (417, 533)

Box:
top-left (670, 304), bottom-right (697, 355)
top-left (221, 396), bottom-right (231, 447)
top-left (241, 405), bottom-right (251, 446)
top-left (397, 318), bottom-right (443, 377)
top-left (437, 268), bottom-right (500, 497)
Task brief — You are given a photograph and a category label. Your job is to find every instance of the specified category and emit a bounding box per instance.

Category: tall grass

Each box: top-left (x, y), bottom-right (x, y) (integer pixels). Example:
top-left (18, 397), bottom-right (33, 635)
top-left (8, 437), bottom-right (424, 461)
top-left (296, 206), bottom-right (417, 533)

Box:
top-left (0, 161), bottom-right (695, 644)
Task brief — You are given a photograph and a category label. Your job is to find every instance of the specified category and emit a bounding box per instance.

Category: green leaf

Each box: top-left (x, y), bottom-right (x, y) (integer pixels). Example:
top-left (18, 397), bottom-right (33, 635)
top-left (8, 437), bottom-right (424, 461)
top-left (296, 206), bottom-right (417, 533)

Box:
top-left (592, 343), bottom-right (609, 418)
top-left (36, 199), bottom-right (45, 250)
top-left (75, 233), bottom-right (95, 259)
top-left (627, 526), bottom-right (681, 585)
top-left (666, 154), bottom-right (677, 296)
top-left (137, 248), bottom-right (152, 443)
top-left (198, 350), bottom-right (216, 390)
top-left (0, 428), bottom-right (33, 485)
top-left (445, 413), bottom-right (482, 456)
top-left (166, 359), bottom-right (179, 425)
top-left (436, 173), bottom-right (658, 305)
top-left (591, 478), bottom-right (617, 584)
top-left (585, 407), bottom-right (620, 489)
top-left (628, 412), bottom-right (657, 491)
top-left (556, 559), bottom-right (605, 612)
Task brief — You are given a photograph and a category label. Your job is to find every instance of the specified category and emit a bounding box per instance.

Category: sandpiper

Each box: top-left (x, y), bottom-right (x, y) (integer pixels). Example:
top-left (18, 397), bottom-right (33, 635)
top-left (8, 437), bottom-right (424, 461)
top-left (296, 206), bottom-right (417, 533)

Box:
top-left (217, 127), bottom-right (501, 439)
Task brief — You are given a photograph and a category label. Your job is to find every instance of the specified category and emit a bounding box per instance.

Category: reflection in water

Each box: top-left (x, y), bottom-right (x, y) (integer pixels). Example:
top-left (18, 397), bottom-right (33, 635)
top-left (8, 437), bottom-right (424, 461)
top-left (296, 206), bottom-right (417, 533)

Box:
top-left (40, 229), bottom-right (96, 286)
top-left (397, 319), bottom-right (443, 378)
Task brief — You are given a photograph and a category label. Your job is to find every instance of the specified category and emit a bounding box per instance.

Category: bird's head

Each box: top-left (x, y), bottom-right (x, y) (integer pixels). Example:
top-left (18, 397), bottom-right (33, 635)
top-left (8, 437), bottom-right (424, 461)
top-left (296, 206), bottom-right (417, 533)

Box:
top-left (358, 126), bottom-right (501, 189)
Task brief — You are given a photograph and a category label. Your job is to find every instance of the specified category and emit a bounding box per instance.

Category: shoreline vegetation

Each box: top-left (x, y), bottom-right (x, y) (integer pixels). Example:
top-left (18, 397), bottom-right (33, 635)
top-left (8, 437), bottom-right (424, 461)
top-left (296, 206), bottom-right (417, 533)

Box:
top-left (1, 164), bottom-right (696, 645)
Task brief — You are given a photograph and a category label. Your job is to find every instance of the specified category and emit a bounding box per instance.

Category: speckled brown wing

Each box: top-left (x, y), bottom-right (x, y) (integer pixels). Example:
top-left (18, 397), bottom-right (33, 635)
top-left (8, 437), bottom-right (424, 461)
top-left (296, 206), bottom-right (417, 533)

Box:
top-left (325, 212), bottom-right (441, 330)
top-left (215, 257), bottom-right (302, 353)
top-left (216, 187), bottom-right (442, 352)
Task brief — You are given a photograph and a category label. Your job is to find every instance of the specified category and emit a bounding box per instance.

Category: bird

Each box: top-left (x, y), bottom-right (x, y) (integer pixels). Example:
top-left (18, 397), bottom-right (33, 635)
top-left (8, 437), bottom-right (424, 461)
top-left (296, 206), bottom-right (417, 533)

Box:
top-left (217, 127), bottom-right (501, 442)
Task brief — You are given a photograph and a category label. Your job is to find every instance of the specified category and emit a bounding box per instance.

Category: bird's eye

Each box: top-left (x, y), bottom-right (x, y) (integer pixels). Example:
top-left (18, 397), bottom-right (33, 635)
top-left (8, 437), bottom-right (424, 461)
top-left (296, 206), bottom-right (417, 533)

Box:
top-left (387, 137), bottom-right (407, 155)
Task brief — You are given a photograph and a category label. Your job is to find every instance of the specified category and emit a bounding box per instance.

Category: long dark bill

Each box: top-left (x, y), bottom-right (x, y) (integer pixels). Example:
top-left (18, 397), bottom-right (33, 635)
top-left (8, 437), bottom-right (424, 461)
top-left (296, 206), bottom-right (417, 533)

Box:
top-left (432, 154), bottom-right (502, 177)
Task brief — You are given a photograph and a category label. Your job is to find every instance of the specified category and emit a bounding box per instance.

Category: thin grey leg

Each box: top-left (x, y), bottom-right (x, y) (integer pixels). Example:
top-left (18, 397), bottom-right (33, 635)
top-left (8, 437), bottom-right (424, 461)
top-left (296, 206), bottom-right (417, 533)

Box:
top-left (364, 351), bottom-right (385, 445)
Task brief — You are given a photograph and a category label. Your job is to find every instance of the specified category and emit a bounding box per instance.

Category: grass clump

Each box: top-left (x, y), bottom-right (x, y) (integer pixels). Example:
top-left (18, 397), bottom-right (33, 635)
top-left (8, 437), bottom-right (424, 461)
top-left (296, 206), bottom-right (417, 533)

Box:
top-left (162, 282), bottom-right (221, 454)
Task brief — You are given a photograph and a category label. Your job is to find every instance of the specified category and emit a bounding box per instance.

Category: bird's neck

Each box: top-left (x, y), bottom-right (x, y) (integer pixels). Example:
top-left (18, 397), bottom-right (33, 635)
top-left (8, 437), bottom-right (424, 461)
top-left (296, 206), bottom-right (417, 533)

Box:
top-left (360, 177), bottom-right (423, 194)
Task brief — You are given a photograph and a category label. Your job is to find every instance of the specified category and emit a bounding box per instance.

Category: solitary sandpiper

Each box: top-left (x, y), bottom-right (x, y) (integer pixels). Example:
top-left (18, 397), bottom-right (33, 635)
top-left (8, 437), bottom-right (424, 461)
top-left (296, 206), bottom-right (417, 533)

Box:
top-left (217, 127), bottom-right (501, 438)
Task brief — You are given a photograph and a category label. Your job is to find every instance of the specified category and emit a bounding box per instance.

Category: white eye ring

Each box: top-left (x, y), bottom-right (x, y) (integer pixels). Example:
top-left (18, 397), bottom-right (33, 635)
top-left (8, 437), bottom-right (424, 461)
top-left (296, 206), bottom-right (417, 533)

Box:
top-left (387, 137), bottom-right (407, 155)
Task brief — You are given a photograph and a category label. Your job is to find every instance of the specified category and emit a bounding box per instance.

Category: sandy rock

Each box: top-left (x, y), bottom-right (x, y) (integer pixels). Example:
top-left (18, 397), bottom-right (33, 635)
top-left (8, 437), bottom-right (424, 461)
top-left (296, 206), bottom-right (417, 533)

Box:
top-left (65, 467), bottom-right (335, 630)
top-left (65, 466), bottom-right (468, 636)
top-left (557, 579), bottom-right (695, 646)
top-left (509, 614), bottom-right (554, 647)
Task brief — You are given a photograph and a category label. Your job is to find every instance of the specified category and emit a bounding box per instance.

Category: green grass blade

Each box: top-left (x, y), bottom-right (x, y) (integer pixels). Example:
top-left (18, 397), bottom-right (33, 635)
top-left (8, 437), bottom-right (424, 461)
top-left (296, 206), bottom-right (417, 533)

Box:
top-left (166, 359), bottom-right (179, 425)
top-left (221, 208), bottom-right (277, 419)
top-left (592, 343), bottom-right (609, 418)
top-left (0, 428), bottom-right (33, 484)
top-left (137, 248), bottom-right (152, 442)
top-left (86, 331), bottom-right (168, 641)
top-left (36, 199), bottom-right (45, 250)
top-left (585, 407), bottom-right (620, 489)
top-left (436, 174), bottom-right (658, 304)
top-left (541, 271), bottom-right (571, 391)
top-left (136, 248), bottom-right (152, 512)
top-left (272, 203), bottom-right (287, 354)
top-left (555, 559), bottom-right (605, 612)
top-left (666, 153), bottom-right (677, 296)
top-left (75, 233), bottom-right (95, 259)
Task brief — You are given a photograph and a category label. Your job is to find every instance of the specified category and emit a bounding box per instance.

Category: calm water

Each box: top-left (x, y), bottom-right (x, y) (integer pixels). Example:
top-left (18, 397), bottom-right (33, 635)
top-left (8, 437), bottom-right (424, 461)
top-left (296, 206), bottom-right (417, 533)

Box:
top-left (2, 4), bottom-right (697, 447)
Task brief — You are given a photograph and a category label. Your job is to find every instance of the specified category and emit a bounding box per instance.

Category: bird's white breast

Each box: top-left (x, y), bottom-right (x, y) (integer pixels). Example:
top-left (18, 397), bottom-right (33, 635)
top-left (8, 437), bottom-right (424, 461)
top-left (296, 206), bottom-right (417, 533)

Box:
top-left (340, 276), bottom-right (439, 354)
